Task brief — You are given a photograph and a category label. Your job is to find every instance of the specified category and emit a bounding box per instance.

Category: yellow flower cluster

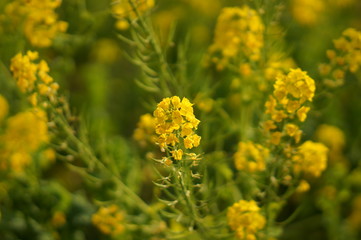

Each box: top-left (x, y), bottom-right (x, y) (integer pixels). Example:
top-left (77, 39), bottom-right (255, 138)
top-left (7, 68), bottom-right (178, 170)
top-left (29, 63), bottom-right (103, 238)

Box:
top-left (112, 0), bottom-right (155, 30)
top-left (0, 107), bottom-right (49, 173)
top-left (292, 141), bottom-right (329, 177)
top-left (153, 96), bottom-right (200, 161)
top-left (3, 0), bottom-right (67, 47)
top-left (227, 200), bottom-right (266, 240)
top-left (291, 0), bottom-right (324, 25)
top-left (234, 142), bottom-right (269, 173)
top-left (10, 51), bottom-right (59, 106)
top-left (207, 6), bottom-right (264, 70)
top-left (263, 68), bottom-right (315, 145)
top-left (92, 205), bottom-right (125, 236)
top-left (133, 113), bottom-right (157, 147)
top-left (319, 28), bottom-right (361, 87)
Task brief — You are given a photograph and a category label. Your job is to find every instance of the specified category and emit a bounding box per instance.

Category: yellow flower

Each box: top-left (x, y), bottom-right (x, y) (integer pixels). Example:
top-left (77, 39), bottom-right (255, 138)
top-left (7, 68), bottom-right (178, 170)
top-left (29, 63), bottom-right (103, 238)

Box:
top-left (296, 106), bottom-right (310, 122)
top-left (234, 142), bottom-right (269, 172)
top-left (133, 113), bottom-right (157, 147)
top-left (3, 108), bottom-right (48, 154)
top-left (4, 0), bottom-right (67, 47)
top-left (263, 120), bottom-right (276, 132)
top-left (239, 63), bottom-right (252, 76)
top-left (207, 6), bottom-right (264, 69)
top-left (291, 0), bottom-right (324, 25)
top-left (296, 180), bottom-right (310, 193)
top-left (292, 141), bottom-right (328, 177)
top-left (271, 110), bottom-right (287, 123)
top-left (10, 51), bottom-right (38, 93)
top-left (194, 94), bottom-right (215, 113)
top-left (9, 152), bottom-right (32, 173)
top-left (227, 200), bottom-right (266, 240)
top-left (315, 124), bottom-right (345, 152)
top-left (270, 131), bottom-right (282, 145)
top-left (92, 205), bottom-right (125, 236)
top-left (171, 149), bottom-right (183, 160)
top-left (264, 54), bottom-right (296, 81)
top-left (265, 96), bottom-right (277, 115)
top-left (274, 69), bottom-right (315, 104)
top-left (10, 51), bottom-right (59, 106)
top-left (153, 96), bottom-right (201, 152)
top-left (285, 124), bottom-right (299, 137)
top-left (320, 28), bottom-right (361, 86)
top-left (0, 108), bottom-right (48, 173)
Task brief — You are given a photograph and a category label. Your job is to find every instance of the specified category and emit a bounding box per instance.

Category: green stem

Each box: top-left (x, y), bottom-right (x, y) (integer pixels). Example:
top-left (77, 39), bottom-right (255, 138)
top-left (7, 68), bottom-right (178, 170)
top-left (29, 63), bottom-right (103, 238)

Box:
top-left (55, 116), bottom-right (156, 218)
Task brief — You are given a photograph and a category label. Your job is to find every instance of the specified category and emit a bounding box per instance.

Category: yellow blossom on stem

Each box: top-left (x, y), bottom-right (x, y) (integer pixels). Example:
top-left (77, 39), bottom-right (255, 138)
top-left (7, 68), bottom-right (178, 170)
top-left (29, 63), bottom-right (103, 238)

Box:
top-left (262, 68), bottom-right (315, 146)
top-left (171, 149), bottom-right (183, 160)
top-left (227, 200), bottom-right (266, 240)
top-left (10, 51), bottom-right (59, 106)
top-left (153, 96), bottom-right (201, 157)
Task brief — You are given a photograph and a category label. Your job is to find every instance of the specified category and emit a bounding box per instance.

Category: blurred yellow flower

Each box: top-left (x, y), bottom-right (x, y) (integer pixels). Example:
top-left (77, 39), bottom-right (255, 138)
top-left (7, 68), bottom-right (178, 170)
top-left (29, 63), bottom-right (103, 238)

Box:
top-left (208, 6), bottom-right (264, 70)
top-left (296, 179), bottom-right (310, 193)
top-left (293, 141), bottom-right (328, 177)
top-left (315, 124), bottom-right (345, 152)
top-left (4, 0), bottom-right (67, 47)
top-left (320, 28), bottom-right (361, 87)
top-left (0, 108), bottom-right (49, 173)
top-left (133, 113), bottom-right (157, 147)
top-left (92, 204), bottom-right (125, 236)
top-left (234, 141), bottom-right (269, 172)
top-left (112, 0), bottom-right (154, 31)
top-left (291, 0), bottom-right (324, 25)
